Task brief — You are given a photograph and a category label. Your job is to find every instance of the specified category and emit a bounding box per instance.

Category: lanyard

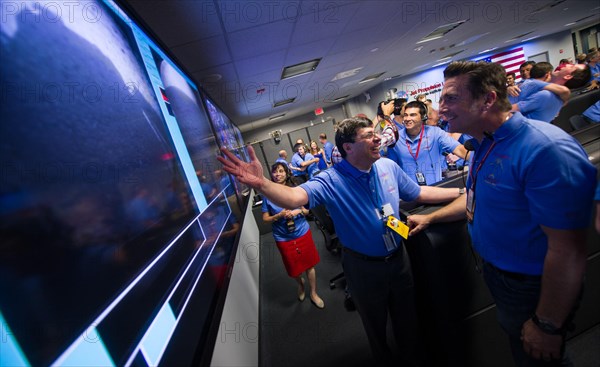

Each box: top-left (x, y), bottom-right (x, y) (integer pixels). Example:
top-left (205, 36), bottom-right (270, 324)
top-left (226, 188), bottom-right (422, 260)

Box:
top-left (405, 126), bottom-right (425, 161)
top-left (468, 138), bottom-right (497, 192)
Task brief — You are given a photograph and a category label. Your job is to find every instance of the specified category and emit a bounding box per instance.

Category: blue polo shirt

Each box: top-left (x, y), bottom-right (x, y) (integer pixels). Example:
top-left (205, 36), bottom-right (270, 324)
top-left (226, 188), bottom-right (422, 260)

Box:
top-left (262, 198), bottom-right (309, 241)
top-left (517, 89), bottom-right (562, 122)
top-left (389, 125), bottom-right (460, 185)
top-left (515, 79), bottom-right (548, 101)
top-left (301, 158), bottom-right (421, 256)
top-left (583, 100), bottom-right (600, 123)
top-left (275, 157), bottom-right (287, 164)
top-left (589, 63), bottom-right (600, 82)
top-left (323, 141), bottom-right (334, 164)
top-left (467, 112), bottom-right (597, 275)
top-left (291, 152), bottom-right (318, 178)
top-left (290, 152), bottom-right (305, 177)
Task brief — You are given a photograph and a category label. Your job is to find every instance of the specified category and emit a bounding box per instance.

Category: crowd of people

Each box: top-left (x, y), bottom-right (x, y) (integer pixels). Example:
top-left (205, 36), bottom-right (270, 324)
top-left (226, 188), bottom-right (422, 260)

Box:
top-left (218, 55), bottom-right (599, 366)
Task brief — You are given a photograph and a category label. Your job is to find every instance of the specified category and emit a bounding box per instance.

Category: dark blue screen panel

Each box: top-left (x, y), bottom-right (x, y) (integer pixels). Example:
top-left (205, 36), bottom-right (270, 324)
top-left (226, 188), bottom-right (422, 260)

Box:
top-left (0, 0), bottom-right (240, 365)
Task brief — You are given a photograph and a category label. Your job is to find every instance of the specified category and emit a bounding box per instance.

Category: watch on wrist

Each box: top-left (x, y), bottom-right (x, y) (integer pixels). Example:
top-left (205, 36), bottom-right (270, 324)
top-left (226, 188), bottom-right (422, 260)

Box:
top-left (458, 188), bottom-right (465, 195)
top-left (531, 314), bottom-right (564, 335)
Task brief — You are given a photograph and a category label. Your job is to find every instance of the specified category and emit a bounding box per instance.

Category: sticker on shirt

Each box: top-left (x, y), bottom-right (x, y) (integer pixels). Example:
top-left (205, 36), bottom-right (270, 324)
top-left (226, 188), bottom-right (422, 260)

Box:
top-left (381, 203), bottom-right (394, 217)
top-left (387, 216), bottom-right (409, 239)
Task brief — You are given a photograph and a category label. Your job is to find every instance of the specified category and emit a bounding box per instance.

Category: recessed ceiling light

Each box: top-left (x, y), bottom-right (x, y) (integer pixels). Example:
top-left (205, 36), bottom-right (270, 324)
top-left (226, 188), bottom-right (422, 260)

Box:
top-left (431, 60), bottom-right (452, 68)
top-left (268, 114), bottom-right (286, 121)
top-left (478, 47), bottom-right (498, 54)
top-left (273, 98), bottom-right (296, 108)
top-left (416, 20), bottom-right (467, 44)
top-left (201, 73), bottom-right (222, 82)
top-left (281, 59), bottom-right (321, 80)
top-left (332, 95), bottom-right (350, 102)
top-left (332, 67), bottom-right (363, 81)
top-left (359, 72), bottom-right (386, 84)
top-left (505, 31), bottom-right (535, 42)
top-left (384, 74), bottom-right (403, 81)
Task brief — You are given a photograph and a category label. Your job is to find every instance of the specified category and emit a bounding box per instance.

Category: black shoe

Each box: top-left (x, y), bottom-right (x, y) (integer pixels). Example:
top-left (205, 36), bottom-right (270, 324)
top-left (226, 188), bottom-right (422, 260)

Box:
top-left (344, 293), bottom-right (356, 311)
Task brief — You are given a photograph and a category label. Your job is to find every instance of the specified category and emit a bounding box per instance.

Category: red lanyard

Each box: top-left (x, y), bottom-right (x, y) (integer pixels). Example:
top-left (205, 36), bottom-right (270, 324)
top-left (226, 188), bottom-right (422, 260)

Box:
top-left (405, 127), bottom-right (425, 161)
top-left (468, 139), bottom-right (497, 191)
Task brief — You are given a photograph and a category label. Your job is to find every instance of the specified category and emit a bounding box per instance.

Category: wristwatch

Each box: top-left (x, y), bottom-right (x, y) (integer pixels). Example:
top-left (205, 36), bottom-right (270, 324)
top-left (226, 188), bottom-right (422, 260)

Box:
top-left (531, 314), bottom-right (565, 335)
top-left (458, 188), bottom-right (465, 195)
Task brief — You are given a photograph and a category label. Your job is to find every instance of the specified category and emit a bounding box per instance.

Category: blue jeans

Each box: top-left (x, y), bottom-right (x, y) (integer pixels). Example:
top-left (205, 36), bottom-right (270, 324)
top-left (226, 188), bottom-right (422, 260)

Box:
top-left (482, 262), bottom-right (572, 367)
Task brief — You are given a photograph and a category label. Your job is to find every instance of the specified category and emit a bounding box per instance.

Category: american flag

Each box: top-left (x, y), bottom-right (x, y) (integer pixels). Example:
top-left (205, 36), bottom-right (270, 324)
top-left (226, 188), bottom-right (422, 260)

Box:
top-left (481, 47), bottom-right (527, 82)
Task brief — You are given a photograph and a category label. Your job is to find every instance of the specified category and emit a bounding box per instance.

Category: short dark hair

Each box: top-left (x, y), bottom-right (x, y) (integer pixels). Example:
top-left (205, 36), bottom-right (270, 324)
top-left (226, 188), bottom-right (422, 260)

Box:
top-left (443, 61), bottom-right (512, 112)
top-left (519, 60), bottom-right (536, 71)
top-left (335, 117), bottom-right (370, 158)
top-left (319, 133), bottom-right (327, 139)
top-left (506, 72), bottom-right (515, 78)
top-left (293, 142), bottom-right (304, 152)
top-left (564, 64), bottom-right (591, 90)
top-left (404, 101), bottom-right (428, 120)
top-left (529, 62), bottom-right (553, 79)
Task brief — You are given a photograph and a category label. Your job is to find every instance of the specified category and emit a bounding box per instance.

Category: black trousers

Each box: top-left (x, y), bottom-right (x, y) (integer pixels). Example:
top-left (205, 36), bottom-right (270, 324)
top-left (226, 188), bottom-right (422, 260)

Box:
top-left (341, 245), bottom-right (419, 367)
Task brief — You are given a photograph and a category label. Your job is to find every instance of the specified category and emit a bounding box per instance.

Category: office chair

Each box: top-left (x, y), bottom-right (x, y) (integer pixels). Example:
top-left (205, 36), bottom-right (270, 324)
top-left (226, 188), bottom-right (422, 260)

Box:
top-left (569, 115), bottom-right (590, 130)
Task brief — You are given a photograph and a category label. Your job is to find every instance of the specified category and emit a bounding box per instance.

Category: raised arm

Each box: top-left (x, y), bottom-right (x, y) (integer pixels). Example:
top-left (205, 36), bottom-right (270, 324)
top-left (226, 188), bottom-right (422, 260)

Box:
top-left (542, 84), bottom-right (570, 104)
top-left (217, 146), bottom-right (308, 208)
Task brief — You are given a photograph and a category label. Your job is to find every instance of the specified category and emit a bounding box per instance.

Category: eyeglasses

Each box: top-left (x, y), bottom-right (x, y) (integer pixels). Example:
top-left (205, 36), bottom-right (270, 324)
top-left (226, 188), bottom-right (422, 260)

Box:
top-left (355, 131), bottom-right (378, 141)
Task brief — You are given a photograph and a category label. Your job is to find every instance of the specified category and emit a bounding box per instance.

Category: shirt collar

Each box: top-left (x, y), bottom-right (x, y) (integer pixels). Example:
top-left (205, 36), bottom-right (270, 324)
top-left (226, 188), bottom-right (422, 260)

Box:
top-left (335, 158), bottom-right (373, 179)
top-left (489, 112), bottom-right (526, 142)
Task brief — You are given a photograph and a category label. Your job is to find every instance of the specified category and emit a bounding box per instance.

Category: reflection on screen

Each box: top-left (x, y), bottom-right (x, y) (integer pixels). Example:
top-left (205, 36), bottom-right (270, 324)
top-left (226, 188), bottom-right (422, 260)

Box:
top-left (0, 0), bottom-right (241, 365)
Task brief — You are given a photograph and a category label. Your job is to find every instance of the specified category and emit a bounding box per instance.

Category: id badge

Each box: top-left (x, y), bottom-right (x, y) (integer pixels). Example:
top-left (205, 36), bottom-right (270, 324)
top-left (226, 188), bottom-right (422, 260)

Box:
top-left (466, 188), bottom-right (475, 223)
top-left (415, 171), bottom-right (427, 186)
top-left (387, 216), bottom-right (409, 239)
top-left (382, 229), bottom-right (398, 251)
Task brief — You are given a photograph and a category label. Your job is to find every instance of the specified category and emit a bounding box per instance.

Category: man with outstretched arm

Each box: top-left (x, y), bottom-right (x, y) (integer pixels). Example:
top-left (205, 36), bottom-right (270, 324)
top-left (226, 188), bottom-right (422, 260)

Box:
top-left (218, 117), bottom-right (463, 367)
top-left (407, 61), bottom-right (596, 367)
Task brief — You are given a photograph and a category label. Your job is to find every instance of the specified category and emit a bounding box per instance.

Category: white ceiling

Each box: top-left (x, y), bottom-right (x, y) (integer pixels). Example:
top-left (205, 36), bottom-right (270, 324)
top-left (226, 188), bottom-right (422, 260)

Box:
top-left (121, 0), bottom-right (599, 130)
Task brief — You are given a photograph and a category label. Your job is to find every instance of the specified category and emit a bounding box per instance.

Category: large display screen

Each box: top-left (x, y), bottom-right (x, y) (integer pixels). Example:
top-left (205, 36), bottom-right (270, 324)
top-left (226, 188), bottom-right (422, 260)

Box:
top-left (203, 95), bottom-right (251, 201)
top-left (0, 0), bottom-right (242, 365)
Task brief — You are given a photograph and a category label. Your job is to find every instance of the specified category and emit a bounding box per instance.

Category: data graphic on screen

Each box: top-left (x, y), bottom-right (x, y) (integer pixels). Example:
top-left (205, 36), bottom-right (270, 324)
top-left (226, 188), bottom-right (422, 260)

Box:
top-left (0, 0), bottom-right (241, 365)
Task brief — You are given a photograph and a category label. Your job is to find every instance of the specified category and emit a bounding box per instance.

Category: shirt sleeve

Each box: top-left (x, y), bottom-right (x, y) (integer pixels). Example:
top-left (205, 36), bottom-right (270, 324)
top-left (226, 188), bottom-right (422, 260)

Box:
top-left (517, 90), bottom-right (547, 115)
top-left (435, 128), bottom-right (461, 153)
top-left (524, 134), bottom-right (596, 229)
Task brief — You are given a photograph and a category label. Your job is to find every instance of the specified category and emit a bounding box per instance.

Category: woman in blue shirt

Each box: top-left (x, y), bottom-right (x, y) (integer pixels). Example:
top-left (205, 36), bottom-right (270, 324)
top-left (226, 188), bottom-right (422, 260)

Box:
top-left (262, 162), bottom-right (324, 308)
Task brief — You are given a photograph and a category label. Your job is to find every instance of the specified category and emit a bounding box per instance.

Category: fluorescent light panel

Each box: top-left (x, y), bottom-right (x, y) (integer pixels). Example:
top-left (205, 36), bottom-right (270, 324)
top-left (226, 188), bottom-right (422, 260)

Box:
top-left (268, 114), bottom-right (286, 121)
top-left (359, 72), bottom-right (385, 84)
top-left (332, 95), bottom-right (350, 102)
top-left (416, 20), bottom-right (467, 44)
top-left (281, 58), bottom-right (321, 80)
top-left (273, 98), bottom-right (295, 107)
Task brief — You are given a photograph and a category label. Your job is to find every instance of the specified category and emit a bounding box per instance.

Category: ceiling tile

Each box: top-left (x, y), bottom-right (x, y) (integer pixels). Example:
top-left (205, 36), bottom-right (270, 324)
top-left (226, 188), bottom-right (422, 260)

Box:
top-left (171, 35), bottom-right (232, 71)
top-left (228, 20), bottom-right (294, 60)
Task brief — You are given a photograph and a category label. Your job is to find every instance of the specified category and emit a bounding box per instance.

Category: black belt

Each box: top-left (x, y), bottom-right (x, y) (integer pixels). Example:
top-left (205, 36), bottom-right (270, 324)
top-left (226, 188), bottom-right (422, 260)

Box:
top-left (484, 261), bottom-right (541, 282)
top-left (343, 247), bottom-right (400, 262)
